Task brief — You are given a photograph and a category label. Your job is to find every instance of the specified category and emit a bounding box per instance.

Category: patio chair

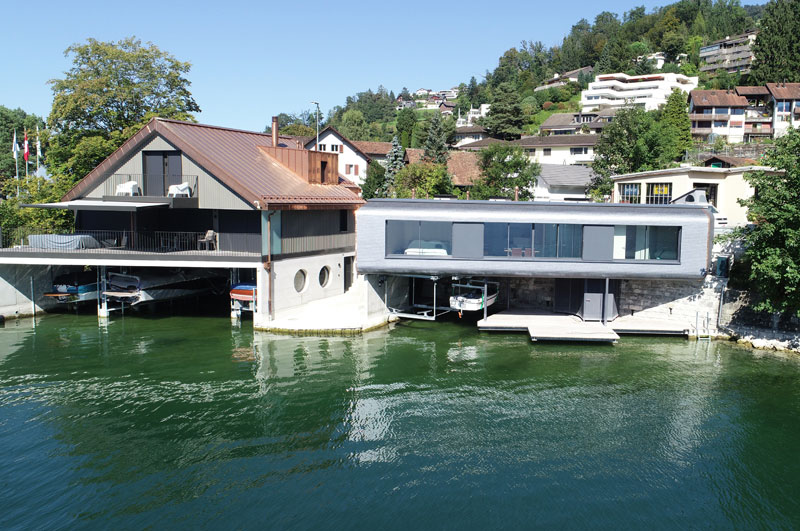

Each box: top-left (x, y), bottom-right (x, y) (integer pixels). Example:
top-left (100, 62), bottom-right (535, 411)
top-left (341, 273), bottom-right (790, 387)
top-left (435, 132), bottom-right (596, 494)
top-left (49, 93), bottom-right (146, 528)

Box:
top-left (198, 230), bottom-right (217, 251)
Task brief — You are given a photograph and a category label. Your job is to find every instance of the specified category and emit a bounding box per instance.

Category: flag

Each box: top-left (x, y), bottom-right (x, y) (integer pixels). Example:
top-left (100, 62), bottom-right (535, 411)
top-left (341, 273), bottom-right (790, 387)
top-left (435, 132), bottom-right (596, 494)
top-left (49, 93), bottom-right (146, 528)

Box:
top-left (12, 130), bottom-right (18, 160)
top-left (23, 131), bottom-right (29, 162)
top-left (36, 125), bottom-right (42, 159)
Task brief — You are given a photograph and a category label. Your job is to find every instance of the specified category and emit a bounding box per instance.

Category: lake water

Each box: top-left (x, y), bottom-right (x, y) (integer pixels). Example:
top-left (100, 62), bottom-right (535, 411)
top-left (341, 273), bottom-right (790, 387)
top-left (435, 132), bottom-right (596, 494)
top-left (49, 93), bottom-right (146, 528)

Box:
top-left (1, 313), bottom-right (800, 529)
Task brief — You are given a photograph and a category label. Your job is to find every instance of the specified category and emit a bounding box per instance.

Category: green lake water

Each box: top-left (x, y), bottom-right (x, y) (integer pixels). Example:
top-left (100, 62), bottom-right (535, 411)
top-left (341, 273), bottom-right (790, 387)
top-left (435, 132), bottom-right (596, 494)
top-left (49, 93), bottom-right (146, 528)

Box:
top-left (1, 312), bottom-right (800, 529)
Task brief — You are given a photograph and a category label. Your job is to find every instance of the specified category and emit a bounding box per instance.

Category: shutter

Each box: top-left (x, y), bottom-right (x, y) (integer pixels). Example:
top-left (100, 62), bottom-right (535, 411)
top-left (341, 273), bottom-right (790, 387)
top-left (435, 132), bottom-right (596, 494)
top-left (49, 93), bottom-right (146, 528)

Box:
top-left (355, 164), bottom-right (359, 174)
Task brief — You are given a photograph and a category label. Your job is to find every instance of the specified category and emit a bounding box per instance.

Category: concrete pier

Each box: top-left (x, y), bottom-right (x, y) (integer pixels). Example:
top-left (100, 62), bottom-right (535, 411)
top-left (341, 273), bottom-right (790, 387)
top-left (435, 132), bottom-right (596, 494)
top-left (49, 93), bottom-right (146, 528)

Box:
top-left (478, 309), bottom-right (620, 343)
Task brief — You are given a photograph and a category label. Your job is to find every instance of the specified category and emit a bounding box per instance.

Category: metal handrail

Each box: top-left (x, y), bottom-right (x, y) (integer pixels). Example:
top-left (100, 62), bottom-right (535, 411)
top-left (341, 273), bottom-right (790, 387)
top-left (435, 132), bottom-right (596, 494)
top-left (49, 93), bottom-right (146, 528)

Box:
top-left (102, 174), bottom-right (199, 197)
top-left (0, 229), bottom-right (260, 256)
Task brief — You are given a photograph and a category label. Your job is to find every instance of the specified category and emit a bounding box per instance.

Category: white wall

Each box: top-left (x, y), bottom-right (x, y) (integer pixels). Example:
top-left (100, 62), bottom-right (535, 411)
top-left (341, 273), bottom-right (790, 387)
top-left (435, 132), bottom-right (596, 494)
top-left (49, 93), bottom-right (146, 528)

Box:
top-left (310, 130), bottom-right (369, 185)
top-left (271, 251), bottom-right (353, 315)
top-left (526, 146), bottom-right (594, 165)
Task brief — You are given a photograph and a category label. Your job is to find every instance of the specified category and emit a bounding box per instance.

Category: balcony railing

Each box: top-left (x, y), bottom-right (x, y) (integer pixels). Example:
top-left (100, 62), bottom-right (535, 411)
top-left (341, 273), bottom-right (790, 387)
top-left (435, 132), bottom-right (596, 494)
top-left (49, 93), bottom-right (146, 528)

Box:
top-left (691, 128), bottom-right (713, 135)
top-left (101, 174), bottom-right (199, 198)
top-left (0, 229), bottom-right (260, 257)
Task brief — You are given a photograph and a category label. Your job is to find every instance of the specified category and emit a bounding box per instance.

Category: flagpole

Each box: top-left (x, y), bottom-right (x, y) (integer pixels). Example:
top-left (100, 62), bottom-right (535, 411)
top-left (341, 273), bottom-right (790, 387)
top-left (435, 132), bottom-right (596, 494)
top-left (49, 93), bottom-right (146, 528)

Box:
top-left (14, 129), bottom-right (19, 197)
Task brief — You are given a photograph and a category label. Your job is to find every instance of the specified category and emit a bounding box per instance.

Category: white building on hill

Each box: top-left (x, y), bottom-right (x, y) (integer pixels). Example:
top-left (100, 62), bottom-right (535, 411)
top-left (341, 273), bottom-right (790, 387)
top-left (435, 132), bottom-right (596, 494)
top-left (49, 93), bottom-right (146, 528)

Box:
top-left (581, 73), bottom-right (698, 111)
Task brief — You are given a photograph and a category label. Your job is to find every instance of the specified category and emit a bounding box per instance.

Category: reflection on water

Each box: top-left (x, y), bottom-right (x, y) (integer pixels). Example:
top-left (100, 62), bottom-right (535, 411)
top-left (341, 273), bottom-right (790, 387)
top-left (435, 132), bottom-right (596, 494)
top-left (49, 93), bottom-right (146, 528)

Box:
top-left (1, 315), bottom-right (800, 528)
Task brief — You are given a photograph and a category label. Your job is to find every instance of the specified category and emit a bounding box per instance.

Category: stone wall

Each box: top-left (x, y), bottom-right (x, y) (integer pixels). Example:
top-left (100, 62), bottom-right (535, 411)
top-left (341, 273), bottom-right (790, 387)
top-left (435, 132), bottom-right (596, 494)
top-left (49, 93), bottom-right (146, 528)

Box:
top-left (507, 278), bottom-right (556, 310)
top-left (617, 277), bottom-right (726, 334)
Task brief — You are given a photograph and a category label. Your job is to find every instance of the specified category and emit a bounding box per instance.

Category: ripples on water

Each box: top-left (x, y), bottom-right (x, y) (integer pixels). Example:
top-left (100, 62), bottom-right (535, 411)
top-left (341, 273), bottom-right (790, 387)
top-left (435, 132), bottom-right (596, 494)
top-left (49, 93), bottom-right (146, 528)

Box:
top-left (1, 314), bottom-right (800, 528)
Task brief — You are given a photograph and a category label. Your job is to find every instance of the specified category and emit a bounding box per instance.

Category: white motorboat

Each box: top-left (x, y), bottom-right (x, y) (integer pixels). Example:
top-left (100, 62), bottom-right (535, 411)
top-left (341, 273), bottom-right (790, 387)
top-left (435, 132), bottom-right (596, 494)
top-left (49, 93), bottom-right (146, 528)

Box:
top-left (450, 286), bottom-right (498, 312)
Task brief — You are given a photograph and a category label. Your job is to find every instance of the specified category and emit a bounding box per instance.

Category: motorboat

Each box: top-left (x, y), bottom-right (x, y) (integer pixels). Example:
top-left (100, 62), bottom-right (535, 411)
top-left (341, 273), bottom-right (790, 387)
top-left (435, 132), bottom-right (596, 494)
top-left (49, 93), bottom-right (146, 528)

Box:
top-left (450, 284), bottom-right (498, 312)
top-left (44, 271), bottom-right (99, 304)
top-left (104, 270), bottom-right (223, 306)
top-left (230, 282), bottom-right (257, 313)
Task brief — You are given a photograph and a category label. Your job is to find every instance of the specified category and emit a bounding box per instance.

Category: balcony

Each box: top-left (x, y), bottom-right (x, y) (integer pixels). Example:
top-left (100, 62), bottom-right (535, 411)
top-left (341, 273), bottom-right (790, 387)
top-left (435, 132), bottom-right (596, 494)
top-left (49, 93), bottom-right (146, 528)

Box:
top-left (692, 128), bottom-right (713, 136)
top-left (0, 229), bottom-right (261, 261)
top-left (101, 174), bottom-right (199, 200)
top-left (744, 126), bottom-right (771, 135)
top-left (689, 113), bottom-right (731, 121)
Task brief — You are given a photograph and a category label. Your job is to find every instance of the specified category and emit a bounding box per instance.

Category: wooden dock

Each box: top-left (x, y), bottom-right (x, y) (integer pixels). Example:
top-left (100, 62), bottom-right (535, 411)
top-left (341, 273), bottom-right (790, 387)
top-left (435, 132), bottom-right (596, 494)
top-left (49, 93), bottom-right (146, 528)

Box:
top-left (477, 309), bottom-right (620, 343)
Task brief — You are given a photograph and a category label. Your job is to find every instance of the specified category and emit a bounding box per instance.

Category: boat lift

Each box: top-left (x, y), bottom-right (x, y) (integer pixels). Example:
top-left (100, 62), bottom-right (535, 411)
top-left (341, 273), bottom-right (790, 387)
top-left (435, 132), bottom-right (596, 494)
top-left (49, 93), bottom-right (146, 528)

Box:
top-left (387, 275), bottom-right (498, 321)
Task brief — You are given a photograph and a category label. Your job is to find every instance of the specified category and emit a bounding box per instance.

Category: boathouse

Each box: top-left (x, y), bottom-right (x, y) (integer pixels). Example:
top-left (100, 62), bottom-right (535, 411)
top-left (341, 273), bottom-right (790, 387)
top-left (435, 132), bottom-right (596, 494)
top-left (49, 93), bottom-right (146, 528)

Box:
top-left (0, 118), bottom-right (364, 328)
top-left (356, 199), bottom-right (715, 338)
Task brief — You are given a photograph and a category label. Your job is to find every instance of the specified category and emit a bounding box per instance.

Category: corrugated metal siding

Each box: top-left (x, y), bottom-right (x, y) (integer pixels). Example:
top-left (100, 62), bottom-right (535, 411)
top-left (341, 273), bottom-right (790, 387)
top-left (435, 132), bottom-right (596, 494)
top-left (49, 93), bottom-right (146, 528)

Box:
top-left (280, 210), bottom-right (355, 254)
top-left (84, 135), bottom-right (181, 198)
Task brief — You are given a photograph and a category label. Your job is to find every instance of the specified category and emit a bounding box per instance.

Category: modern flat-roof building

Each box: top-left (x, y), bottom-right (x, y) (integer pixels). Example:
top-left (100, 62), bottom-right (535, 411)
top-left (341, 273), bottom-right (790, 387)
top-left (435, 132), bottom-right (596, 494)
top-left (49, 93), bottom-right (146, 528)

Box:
top-left (356, 199), bottom-right (713, 325)
top-left (581, 73), bottom-right (698, 111)
top-left (699, 30), bottom-right (758, 75)
top-left (610, 164), bottom-right (781, 227)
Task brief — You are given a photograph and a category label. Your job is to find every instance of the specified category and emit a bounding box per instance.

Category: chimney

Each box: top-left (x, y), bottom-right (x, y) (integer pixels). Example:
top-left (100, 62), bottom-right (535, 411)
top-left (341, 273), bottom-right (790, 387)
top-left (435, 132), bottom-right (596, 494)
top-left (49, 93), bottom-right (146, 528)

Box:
top-left (514, 186), bottom-right (519, 201)
top-left (271, 116), bottom-right (279, 147)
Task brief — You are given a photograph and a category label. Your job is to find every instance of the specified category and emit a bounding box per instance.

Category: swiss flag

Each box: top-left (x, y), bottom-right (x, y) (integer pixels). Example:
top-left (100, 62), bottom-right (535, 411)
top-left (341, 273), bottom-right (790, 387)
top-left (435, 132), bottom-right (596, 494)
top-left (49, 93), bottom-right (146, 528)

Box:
top-left (23, 131), bottom-right (29, 162)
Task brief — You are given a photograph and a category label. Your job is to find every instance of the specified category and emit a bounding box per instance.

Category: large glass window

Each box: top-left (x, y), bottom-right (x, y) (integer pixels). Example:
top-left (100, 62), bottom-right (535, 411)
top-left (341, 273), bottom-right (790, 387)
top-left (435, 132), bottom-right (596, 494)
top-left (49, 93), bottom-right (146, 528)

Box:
top-left (534, 224), bottom-right (581, 258)
top-left (509, 223), bottom-right (533, 257)
top-left (483, 223), bottom-right (508, 257)
top-left (621, 226), bottom-right (680, 260)
top-left (385, 220), bottom-right (451, 256)
top-left (777, 101), bottom-right (791, 112)
top-left (646, 183), bottom-right (672, 204)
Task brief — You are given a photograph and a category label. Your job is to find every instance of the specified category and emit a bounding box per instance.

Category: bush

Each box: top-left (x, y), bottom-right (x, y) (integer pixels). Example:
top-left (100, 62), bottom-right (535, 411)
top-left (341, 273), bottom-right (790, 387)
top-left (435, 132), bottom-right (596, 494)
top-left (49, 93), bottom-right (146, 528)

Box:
top-left (542, 102), bottom-right (553, 110)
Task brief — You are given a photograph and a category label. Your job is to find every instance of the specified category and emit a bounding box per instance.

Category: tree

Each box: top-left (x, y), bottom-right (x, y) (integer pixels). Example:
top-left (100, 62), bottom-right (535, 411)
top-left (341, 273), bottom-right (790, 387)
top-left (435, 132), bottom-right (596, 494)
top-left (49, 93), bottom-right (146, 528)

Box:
top-left (730, 128), bottom-right (800, 317)
top-left (339, 109), bottom-right (371, 141)
top-left (0, 106), bottom-right (46, 193)
top-left (422, 112), bottom-right (449, 164)
top-left (394, 162), bottom-right (453, 198)
top-left (396, 108), bottom-right (416, 148)
top-left (483, 83), bottom-right (524, 140)
top-left (382, 136), bottom-right (405, 196)
top-left (48, 37), bottom-right (200, 180)
top-left (280, 124), bottom-right (315, 137)
top-left (750, 0), bottom-right (800, 84)
top-left (471, 144), bottom-right (539, 200)
top-left (589, 107), bottom-right (682, 200)
top-left (361, 161), bottom-right (386, 200)
top-left (662, 88), bottom-right (692, 155)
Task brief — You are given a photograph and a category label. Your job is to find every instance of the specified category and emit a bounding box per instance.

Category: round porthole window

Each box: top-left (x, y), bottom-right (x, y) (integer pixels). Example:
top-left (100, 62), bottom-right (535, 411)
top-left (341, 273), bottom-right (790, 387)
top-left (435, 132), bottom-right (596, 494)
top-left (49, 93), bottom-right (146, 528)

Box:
top-left (319, 266), bottom-right (331, 287)
top-left (294, 269), bottom-right (307, 292)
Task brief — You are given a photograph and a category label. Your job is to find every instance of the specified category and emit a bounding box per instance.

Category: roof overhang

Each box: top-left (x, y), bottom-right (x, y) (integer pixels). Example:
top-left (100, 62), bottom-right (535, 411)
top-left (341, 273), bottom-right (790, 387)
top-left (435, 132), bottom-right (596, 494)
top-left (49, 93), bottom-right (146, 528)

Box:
top-left (23, 199), bottom-right (170, 211)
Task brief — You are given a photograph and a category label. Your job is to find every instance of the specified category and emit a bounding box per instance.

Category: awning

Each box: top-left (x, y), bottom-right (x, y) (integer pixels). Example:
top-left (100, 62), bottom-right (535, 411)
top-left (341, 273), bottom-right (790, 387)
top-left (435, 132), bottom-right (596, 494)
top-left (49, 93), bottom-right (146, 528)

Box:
top-left (22, 199), bottom-right (170, 212)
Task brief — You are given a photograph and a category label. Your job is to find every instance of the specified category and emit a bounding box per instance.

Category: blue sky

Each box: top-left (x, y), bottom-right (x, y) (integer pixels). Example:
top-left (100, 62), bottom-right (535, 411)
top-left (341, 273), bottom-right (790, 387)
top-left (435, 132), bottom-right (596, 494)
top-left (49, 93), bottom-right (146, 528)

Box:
top-left (2, 0), bottom-right (674, 132)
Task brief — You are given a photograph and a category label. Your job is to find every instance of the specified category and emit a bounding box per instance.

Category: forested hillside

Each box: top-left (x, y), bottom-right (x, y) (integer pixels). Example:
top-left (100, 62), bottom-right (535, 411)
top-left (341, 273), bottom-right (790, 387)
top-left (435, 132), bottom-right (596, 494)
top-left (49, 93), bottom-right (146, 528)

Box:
top-left (277, 0), bottom-right (766, 144)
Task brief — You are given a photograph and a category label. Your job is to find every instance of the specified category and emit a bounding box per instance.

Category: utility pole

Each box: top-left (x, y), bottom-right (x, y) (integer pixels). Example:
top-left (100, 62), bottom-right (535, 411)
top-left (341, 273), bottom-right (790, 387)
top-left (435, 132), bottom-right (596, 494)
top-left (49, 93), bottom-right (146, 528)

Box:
top-left (311, 101), bottom-right (320, 151)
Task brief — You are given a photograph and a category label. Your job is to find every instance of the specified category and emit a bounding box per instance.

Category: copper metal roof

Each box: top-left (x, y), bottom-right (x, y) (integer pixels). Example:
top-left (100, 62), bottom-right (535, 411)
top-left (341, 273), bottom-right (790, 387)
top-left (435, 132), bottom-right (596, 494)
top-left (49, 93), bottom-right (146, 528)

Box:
top-left (63, 118), bottom-right (363, 209)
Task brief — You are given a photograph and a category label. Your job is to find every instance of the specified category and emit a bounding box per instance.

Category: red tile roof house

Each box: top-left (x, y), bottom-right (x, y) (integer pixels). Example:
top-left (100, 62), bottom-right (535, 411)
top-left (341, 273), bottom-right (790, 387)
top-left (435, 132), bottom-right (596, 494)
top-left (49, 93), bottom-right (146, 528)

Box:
top-left (2, 117), bottom-right (368, 329)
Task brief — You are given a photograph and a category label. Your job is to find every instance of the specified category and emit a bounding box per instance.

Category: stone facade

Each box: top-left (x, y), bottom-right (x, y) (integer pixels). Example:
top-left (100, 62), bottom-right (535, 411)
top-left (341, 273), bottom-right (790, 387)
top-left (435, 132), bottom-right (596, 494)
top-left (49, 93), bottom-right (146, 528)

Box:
top-left (617, 277), bottom-right (726, 334)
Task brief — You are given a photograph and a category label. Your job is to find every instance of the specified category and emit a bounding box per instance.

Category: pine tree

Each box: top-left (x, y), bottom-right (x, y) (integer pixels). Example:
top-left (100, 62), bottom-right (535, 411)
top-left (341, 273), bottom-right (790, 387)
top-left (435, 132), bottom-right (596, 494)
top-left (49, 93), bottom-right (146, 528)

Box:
top-left (380, 136), bottom-right (405, 197)
top-left (422, 113), bottom-right (449, 164)
top-left (750, 0), bottom-right (800, 84)
top-left (662, 89), bottom-right (692, 155)
top-left (483, 83), bottom-right (524, 141)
